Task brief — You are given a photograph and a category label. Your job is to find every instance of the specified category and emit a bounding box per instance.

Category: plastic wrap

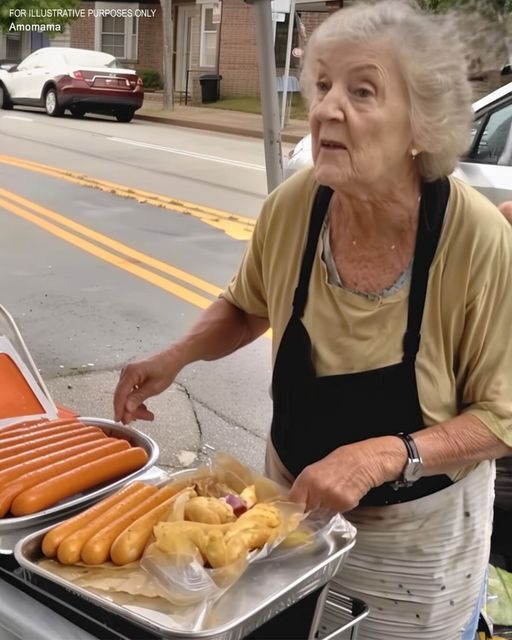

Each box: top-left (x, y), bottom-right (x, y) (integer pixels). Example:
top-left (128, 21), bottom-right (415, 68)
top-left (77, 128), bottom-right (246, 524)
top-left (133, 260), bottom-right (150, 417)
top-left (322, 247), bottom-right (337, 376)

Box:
top-left (34, 453), bottom-right (357, 633)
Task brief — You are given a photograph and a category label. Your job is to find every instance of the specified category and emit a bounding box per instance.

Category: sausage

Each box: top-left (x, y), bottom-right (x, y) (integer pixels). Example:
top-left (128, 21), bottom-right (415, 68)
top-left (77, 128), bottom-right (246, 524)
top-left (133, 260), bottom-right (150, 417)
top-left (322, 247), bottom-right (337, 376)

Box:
top-left (81, 481), bottom-right (184, 565)
top-left (0, 418), bottom-right (80, 438)
top-left (41, 481), bottom-right (150, 559)
top-left (11, 447), bottom-right (148, 517)
top-left (0, 438), bottom-right (120, 486)
top-left (0, 431), bottom-right (107, 472)
top-left (0, 422), bottom-right (89, 448)
top-left (56, 484), bottom-right (158, 564)
top-left (0, 425), bottom-right (104, 460)
top-left (0, 439), bottom-right (131, 517)
top-left (110, 487), bottom-right (195, 565)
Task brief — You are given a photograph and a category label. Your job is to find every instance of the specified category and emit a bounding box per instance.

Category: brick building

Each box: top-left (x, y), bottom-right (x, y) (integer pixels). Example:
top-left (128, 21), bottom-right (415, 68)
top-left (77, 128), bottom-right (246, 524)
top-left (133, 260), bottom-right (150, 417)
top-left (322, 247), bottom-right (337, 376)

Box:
top-left (0, 0), bottom-right (333, 102)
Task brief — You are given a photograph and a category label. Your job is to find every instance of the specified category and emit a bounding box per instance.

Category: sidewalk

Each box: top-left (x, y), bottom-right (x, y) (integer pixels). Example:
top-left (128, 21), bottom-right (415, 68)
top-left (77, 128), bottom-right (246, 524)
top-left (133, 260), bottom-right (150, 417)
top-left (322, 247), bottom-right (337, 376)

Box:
top-left (135, 93), bottom-right (310, 144)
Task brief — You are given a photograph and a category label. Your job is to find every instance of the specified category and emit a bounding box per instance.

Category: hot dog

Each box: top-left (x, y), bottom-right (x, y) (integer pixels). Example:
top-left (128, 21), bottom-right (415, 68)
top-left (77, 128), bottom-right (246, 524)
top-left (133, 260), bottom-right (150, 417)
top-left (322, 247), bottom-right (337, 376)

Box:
top-left (42, 481), bottom-right (148, 558)
top-left (11, 447), bottom-right (148, 517)
top-left (56, 484), bottom-right (158, 564)
top-left (0, 438), bottom-right (119, 486)
top-left (0, 431), bottom-right (107, 472)
top-left (0, 422), bottom-right (88, 448)
top-left (110, 487), bottom-right (196, 566)
top-left (0, 426), bottom-right (103, 459)
top-left (0, 418), bottom-right (80, 438)
top-left (81, 481), bottom-right (183, 565)
top-left (0, 438), bottom-right (130, 517)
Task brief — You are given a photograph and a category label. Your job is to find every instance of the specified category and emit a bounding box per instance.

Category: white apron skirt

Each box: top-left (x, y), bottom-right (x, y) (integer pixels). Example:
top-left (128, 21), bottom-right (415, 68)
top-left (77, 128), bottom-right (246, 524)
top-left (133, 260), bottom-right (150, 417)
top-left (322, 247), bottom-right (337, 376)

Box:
top-left (333, 461), bottom-right (495, 640)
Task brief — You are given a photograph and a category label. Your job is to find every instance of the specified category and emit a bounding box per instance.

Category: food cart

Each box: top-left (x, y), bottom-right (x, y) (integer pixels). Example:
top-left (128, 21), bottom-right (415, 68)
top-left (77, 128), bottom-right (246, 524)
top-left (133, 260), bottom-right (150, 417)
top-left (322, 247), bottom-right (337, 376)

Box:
top-left (0, 305), bottom-right (368, 640)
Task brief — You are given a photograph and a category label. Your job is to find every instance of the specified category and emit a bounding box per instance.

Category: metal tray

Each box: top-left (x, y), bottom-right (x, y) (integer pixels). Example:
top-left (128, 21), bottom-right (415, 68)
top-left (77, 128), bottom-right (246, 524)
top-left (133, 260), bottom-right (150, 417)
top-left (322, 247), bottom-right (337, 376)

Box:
top-left (15, 521), bottom-right (356, 640)
top-left (0, 417), bottom-right (159, 535)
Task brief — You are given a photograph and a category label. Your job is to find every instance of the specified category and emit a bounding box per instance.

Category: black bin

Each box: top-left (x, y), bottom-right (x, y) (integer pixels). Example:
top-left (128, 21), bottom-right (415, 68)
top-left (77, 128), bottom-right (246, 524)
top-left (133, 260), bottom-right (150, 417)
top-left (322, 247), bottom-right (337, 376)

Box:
top-left (199, 74), bottom-right (222, 104)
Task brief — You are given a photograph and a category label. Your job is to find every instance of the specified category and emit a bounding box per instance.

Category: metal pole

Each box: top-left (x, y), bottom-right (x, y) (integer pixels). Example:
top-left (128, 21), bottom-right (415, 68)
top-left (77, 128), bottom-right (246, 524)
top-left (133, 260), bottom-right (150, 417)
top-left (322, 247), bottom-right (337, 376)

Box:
top-left (246, 0), bottom-right (283, 192)
top-left (280, 0), bottom-right (295, 129)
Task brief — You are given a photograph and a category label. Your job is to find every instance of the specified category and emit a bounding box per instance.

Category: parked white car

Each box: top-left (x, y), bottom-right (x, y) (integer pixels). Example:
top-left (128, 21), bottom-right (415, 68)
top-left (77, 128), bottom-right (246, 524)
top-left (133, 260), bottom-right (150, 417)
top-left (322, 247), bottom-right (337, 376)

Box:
top-left (285, 81), bottom-right (512, 205)
top-left (0, 47), bottom-right (144, 122)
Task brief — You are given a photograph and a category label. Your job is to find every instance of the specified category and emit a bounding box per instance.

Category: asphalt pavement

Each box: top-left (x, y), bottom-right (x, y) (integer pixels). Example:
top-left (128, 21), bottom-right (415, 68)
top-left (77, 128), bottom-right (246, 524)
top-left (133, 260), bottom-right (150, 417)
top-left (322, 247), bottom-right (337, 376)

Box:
top-left (40, 97), bottom-right (293, 477)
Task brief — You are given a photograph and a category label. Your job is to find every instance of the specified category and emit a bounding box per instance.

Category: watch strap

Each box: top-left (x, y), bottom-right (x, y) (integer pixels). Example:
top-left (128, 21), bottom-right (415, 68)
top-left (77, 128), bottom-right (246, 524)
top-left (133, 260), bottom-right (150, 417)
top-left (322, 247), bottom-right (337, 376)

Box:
top-left (394, 432), bottom-right (420, 461)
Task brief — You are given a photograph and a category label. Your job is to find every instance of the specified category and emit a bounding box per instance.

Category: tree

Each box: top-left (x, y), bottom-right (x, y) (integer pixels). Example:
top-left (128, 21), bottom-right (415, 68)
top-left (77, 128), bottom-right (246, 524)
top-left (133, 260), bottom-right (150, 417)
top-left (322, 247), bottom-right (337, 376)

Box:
top-left (160, 0), bottom-right (174, 110)
top-left (418, 0), bottom-right (511, 76)
top-left (0, 0), bottom-right (80, 34)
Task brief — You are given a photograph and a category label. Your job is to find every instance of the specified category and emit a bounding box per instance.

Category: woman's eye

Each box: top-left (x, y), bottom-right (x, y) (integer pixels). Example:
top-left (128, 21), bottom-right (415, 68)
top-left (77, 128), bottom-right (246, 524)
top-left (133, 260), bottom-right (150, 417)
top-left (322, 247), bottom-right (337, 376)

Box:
top-left (354, 87), bottom-right (374, 98)
top-left (316, 81), bottom-right (330, 93)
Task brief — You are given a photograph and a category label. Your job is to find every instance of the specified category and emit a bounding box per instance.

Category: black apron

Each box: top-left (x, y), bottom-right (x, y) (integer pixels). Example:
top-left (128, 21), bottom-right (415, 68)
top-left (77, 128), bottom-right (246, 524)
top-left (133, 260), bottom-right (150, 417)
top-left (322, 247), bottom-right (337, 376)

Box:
top-left (270, 180), bottom-right (453, 505)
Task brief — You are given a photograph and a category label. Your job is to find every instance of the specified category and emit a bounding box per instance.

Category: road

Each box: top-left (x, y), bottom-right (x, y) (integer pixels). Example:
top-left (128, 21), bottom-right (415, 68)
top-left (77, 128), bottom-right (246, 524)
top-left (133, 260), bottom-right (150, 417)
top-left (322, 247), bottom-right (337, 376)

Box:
top-left (0, 110), bottom-right (276, 472)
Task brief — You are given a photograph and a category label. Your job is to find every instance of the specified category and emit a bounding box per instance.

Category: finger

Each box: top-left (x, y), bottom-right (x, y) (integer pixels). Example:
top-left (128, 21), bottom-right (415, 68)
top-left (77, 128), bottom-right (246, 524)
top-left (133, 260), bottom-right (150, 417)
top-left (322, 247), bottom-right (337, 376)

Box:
top-left (113, 368), bottom-right (140, 421)
top-left (131, 404), bottom-right (155, 421)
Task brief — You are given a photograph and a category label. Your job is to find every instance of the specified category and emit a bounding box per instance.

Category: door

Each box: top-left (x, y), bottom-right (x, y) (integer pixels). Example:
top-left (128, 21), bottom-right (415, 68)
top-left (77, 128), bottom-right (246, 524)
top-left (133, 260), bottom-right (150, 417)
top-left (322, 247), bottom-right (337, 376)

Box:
top-left (175, 6), bottom-right (195, 94)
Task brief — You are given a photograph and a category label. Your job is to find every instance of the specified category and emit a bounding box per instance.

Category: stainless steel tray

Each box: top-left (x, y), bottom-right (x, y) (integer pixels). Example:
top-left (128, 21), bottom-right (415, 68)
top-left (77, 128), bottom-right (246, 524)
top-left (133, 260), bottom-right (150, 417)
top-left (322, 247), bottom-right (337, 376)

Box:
top-left (0, 417), bottom-right (159, 535)
top-left (15, 520), bottom-right (356, 640)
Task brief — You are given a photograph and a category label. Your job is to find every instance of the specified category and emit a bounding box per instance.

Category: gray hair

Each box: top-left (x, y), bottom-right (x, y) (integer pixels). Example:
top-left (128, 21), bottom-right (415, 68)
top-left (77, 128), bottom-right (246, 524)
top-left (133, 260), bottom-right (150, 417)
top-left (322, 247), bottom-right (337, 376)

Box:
top-left (301, 0), bottom-right (474, 180)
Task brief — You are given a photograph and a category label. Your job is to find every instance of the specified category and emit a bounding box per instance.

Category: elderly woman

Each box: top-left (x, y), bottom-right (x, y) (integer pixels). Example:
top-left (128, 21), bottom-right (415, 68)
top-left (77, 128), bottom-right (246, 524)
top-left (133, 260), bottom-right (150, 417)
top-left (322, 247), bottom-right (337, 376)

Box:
top-left (114, 1), bottom-right (512, 638)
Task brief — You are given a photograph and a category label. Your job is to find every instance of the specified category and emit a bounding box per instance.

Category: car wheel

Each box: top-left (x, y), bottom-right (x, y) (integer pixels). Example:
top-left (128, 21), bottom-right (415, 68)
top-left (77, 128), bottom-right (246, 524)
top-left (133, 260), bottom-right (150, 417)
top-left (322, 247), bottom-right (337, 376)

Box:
top-left (115, 108), bottom-right (135, 123)
top-left (44, 87), bottom-right (64, 117)
top-left (69, 106), bottom-right (85, 118)
top-left (0, 83), bottom-right (13, 110)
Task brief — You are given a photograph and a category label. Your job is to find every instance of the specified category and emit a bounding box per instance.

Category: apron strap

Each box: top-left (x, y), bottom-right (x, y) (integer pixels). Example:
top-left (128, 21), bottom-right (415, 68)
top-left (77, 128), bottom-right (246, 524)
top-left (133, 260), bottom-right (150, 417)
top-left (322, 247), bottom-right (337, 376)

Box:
top-left (292, 186), bottom-right (333, 317)
top-left (402, 178), bottom-right (450, 361)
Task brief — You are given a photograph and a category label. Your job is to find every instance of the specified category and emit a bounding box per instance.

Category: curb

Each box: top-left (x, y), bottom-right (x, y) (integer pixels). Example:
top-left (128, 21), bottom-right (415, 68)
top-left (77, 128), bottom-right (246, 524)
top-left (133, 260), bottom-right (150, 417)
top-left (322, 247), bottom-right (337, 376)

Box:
top-left (134, 113), bottom-right (305, 144)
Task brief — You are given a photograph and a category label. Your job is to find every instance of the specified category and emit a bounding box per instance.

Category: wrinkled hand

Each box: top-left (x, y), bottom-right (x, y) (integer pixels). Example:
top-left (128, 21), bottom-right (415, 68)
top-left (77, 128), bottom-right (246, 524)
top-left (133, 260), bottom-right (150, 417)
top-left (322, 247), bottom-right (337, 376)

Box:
top-left (288, 438), bottom-right (405, 513)
top-left (113, 350), bottom-right (181, 424)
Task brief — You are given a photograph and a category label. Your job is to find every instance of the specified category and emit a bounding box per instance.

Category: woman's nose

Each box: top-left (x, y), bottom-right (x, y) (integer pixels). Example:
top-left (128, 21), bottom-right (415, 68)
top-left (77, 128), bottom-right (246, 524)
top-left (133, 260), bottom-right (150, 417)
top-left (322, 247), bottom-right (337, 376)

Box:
top-left (315, 90), bottom-right (346, 121)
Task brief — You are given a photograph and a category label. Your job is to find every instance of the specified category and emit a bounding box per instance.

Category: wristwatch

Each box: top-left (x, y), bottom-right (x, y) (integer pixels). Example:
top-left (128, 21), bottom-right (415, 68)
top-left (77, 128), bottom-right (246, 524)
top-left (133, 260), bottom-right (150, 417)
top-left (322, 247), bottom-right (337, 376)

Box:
top-left (391, 432), bottom-right (424, 490)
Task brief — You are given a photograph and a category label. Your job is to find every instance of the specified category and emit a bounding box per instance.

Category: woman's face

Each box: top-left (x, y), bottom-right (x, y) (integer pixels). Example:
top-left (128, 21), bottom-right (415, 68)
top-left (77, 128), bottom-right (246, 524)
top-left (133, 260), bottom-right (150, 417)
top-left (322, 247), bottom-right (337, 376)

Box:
top-left (308, 41), bottom-right (416, 193)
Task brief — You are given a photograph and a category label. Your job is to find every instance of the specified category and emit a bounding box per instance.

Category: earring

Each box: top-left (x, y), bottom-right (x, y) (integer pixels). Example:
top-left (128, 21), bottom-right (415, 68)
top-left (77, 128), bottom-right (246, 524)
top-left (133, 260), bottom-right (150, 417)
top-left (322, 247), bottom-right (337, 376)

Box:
top-left (411, 148), bottom-right (419, 160)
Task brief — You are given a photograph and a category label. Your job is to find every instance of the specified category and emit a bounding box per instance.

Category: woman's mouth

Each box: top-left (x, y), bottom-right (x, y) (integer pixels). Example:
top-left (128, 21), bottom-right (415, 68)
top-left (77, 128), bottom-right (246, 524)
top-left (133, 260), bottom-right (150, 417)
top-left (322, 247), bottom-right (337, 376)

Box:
top-left (320, 140), bottom-right (347, 150)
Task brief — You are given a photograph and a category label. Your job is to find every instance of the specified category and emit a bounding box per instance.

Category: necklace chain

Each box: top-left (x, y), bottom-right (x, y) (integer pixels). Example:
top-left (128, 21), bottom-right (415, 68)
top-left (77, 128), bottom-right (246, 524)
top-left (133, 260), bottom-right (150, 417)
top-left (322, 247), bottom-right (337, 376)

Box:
top-left (344, 195), bottom-right (421, 252)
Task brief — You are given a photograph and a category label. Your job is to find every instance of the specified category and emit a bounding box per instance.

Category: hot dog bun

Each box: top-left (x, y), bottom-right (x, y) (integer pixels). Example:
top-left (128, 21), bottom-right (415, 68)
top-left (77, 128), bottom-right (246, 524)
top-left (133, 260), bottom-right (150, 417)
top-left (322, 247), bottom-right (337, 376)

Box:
top-left (11, 447), bottom-right (148, 517)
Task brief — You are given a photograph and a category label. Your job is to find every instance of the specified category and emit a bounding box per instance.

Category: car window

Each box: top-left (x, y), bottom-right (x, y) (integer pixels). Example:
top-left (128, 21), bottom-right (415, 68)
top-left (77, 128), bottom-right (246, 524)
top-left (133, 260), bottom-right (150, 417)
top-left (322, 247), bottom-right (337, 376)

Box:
top-left (17, 51), bottom-right (41, 70)
top-left (473, 102), bottom-right (512, 166)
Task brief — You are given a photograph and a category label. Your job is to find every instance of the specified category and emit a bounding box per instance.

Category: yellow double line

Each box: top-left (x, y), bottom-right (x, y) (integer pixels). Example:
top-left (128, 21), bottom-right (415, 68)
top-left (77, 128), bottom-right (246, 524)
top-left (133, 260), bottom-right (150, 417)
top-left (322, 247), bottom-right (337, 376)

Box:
top-left (0, 154), bottom-right (256, 241)
top-left (0, 188), bottom-right (222, 310)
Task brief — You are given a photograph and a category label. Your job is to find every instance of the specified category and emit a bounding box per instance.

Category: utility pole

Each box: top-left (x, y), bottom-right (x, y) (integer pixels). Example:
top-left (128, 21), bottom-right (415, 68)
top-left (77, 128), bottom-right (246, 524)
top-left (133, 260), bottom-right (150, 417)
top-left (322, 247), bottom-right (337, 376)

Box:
top-left (160, 0), bottom-right (175, 110)
top-left (245, 0), bottom-right (284, 193)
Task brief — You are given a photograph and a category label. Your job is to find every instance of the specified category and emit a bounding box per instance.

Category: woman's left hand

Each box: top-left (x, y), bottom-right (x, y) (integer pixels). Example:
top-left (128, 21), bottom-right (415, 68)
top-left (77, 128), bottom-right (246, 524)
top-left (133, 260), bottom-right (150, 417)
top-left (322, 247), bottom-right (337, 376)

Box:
top-left (289, 437), bottom-right (406, 512)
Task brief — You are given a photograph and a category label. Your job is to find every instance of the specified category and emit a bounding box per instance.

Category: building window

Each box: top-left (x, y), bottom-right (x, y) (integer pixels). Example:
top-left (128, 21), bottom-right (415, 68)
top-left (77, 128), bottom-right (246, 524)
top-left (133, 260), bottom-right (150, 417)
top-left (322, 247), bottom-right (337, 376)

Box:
top-left (5, 34), bottom-right (22, 61)
top-left (200, 5), bottom-right (218, 68)
top-left (94, 2), bottom-right (138, 61)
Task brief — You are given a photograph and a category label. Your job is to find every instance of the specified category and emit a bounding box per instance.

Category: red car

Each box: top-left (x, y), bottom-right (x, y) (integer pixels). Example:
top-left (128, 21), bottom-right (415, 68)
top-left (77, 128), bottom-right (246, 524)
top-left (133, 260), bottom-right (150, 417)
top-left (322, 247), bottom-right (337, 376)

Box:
top-left (0, 47), bottom-right (144, 122)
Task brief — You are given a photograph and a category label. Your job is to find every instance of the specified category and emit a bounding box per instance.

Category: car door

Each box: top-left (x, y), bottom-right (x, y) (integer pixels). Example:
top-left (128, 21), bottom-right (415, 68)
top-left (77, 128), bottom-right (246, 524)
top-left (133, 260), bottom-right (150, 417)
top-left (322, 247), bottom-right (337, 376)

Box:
top-left (21, 49), bottom-right (55, 101)
top-left (7, 50), bottom-right (47, 101)
top-left (457, 92), bottom-right (512, 205)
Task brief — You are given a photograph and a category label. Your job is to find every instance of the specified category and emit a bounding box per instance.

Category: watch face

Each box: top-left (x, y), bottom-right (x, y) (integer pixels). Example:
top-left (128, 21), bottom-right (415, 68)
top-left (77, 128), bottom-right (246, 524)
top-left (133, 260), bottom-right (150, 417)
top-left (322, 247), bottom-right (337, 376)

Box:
top-left (404, 460), bottom-right (423, 483)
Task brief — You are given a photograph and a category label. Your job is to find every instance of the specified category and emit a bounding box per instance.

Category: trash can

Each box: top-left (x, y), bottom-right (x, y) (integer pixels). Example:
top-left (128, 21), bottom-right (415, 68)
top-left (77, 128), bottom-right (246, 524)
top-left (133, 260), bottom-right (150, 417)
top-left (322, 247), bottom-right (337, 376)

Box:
top-left (199, 74), bottom-right (222, 104)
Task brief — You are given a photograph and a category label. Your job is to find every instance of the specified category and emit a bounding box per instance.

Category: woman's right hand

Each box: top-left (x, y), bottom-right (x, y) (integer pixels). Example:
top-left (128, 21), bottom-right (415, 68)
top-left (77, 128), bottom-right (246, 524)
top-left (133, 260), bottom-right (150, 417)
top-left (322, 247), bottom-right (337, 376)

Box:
top-left (113, 349), bottom-right (182, 424)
